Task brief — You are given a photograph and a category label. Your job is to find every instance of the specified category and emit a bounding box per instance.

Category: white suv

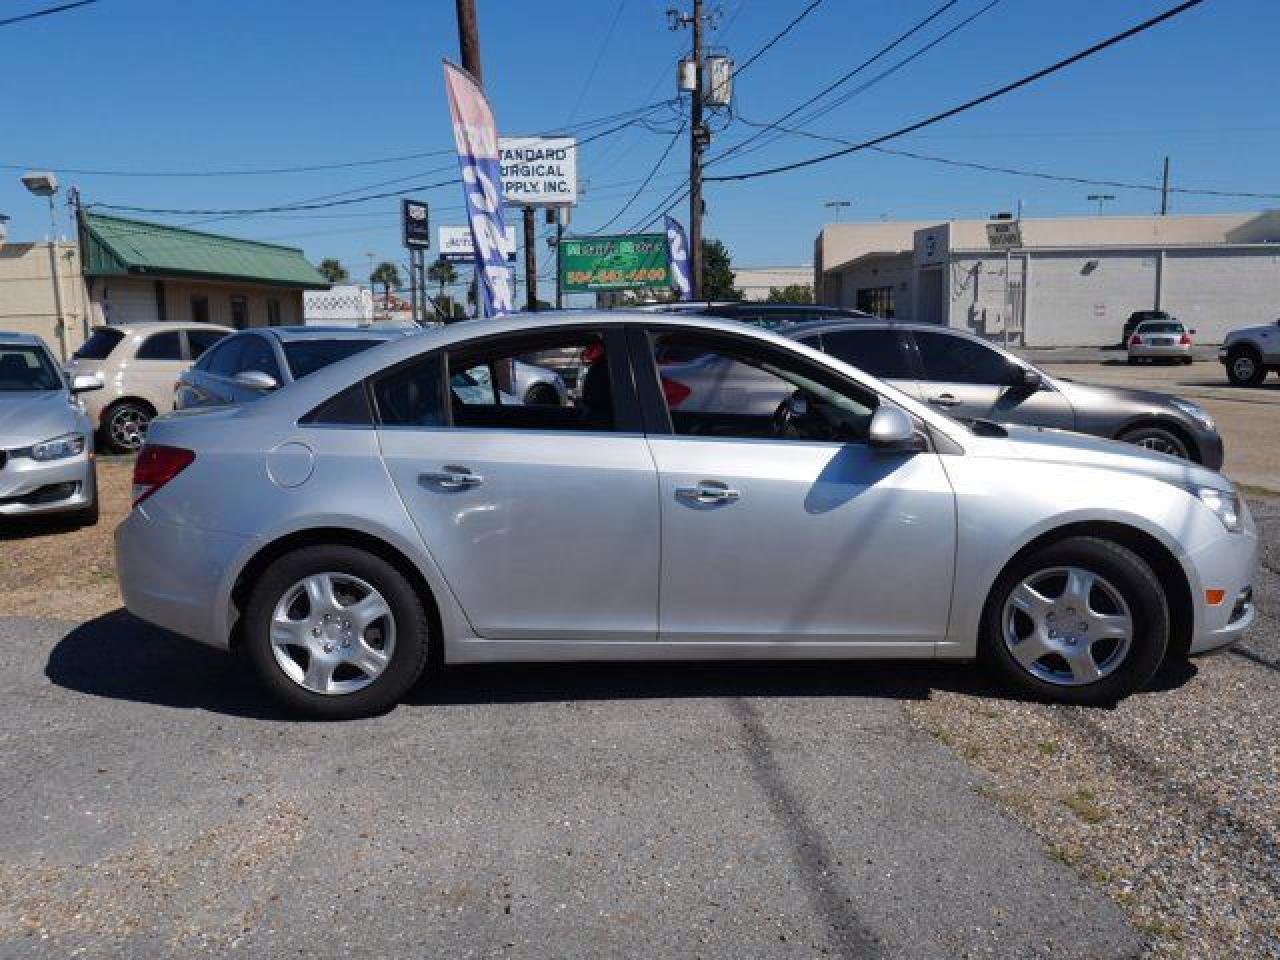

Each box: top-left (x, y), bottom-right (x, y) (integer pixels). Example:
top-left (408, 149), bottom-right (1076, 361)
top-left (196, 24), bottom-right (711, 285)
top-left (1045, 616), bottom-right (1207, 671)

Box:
top-left (65, 322), bottom-right (233, 452)
top-left (1220, 319), bottom-right (1280, 386)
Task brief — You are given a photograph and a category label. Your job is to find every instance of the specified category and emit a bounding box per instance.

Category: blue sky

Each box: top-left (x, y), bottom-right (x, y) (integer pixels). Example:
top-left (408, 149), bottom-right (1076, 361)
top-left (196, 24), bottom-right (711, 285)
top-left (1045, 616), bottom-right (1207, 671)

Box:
top-left (2, 0), bottom-right (1278, 290)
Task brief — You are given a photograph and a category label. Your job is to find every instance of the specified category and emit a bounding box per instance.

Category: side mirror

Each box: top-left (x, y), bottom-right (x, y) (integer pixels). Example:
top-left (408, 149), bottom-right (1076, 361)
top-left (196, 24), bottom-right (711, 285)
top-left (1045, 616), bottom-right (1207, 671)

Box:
top-left (1019, 367), bottom-right (1044, 390)
top-left (869, 405), bottom-right (925, 453)
top-left (233, 369), bottom-right (279, 392)
top-left (69, 373), bottom-right (103, 394)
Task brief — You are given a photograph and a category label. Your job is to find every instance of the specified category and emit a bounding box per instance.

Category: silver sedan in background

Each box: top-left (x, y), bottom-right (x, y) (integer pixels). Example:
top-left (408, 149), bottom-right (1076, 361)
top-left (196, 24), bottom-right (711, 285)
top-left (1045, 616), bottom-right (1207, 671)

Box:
top-left (116, 312), bottom-right (1256, 719)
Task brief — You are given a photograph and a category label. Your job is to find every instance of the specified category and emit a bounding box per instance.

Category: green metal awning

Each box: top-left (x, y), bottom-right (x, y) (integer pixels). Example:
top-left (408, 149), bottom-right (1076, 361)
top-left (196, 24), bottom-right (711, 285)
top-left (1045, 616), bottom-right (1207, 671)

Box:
top-left (81, 212), bottom-right (330, 289)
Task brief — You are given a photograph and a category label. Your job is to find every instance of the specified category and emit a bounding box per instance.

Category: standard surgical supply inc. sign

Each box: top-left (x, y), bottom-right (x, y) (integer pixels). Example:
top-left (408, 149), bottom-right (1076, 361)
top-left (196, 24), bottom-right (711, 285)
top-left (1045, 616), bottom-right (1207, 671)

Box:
top-left (499, 137), bottom-right (577, 207)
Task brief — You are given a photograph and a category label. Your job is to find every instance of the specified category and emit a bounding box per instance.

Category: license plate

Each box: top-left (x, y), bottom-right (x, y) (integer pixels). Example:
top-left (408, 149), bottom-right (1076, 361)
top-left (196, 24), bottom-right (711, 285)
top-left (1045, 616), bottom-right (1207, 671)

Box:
top-left (1154, 338), bottom-right (1174, 346)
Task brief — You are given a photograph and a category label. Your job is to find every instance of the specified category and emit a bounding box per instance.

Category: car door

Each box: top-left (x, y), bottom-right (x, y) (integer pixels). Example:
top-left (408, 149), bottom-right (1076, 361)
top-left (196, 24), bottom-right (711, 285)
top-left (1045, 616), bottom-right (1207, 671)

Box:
top-left (911, 329), bottom-right (1074, 429)
top-left (812, 326), bottom-right (922, 399)
top-left (637, 327), bottom-right (956, 649)
top-left (374, 327), bottom-right (660, 642)
top-left (128, 330), bottom-right (187, 413)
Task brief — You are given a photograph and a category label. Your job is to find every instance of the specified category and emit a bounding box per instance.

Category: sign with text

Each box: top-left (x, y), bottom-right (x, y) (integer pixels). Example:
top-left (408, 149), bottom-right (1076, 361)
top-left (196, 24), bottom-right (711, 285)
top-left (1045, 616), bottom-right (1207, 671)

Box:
top-left (986, 220), bottom-right (1023, 249)
top-left (499, 136), bottom-right (577, 206)
top-left (560, 234), bottom-right (670, 293)
top-left (438, 224), bottom-right (517, 263)
top-left (402, 199), bottom-right (430, 249)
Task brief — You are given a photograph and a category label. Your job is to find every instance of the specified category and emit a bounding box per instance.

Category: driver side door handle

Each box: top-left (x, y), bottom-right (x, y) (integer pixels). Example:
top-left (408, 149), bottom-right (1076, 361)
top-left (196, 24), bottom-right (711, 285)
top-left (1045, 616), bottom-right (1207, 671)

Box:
top-left (421, 466), bottom-right (484, 490)
top-left (676, 481), bottom-right (740, 505)
top-left (928, 393), bottom-right (962, 408)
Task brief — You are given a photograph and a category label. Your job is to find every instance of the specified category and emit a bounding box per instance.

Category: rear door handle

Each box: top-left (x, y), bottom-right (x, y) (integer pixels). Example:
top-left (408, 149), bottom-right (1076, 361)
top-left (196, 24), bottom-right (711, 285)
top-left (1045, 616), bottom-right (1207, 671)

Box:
top-left (928, 393), bottom-right (961, 408)
top-left (421, 466), bottom-right (484, 490)
top-left (676, 481), bottom-right (740, 505)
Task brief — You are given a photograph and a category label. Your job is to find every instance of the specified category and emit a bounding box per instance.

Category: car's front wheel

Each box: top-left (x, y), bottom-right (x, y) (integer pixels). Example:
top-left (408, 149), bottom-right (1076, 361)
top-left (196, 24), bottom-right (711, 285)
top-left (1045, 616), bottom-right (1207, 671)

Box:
top-left (102, 400), bottom-right (154, 453)
top-left (1117, 425), bottom-right (1191, 460)
top-left (244, 545), bottom-right (430, 719)
top-left (981, 537), bottom-right (1169, 705)
top-left (1225, 346), bottom-right (1266, 387)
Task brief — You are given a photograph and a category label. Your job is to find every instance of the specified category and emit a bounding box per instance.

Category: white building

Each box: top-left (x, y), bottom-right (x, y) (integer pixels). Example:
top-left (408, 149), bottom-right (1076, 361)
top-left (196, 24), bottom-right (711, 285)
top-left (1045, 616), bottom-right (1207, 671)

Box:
top-left (733, 264), bottom-right (813, 301)
top-left (303, 284), bottom-right (374, 326)
top-left (815, 212), bottom-right (1280, 345)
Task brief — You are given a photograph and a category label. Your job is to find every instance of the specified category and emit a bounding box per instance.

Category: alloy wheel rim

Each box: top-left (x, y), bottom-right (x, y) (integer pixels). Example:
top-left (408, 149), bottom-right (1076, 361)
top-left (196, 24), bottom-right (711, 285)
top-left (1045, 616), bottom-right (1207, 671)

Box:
top-left (1232, 356), bottom-right (1255, 380)
top-left (110, 408), bottom-right (148, 449)
top-left (1002, 566), bottom-right (1133, 687)
top-left (270, 572), bottom-right (396, 695)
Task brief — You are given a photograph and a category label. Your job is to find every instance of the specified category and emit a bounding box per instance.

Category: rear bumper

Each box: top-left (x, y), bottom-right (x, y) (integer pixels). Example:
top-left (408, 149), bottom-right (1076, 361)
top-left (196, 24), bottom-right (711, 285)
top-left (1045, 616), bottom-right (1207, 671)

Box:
top-left (0, 452), bottom-right (96, 517)
top-left (1129, 344), bottom-right (1191, 359)
top-left (115, 509), bottom-right (255, 649)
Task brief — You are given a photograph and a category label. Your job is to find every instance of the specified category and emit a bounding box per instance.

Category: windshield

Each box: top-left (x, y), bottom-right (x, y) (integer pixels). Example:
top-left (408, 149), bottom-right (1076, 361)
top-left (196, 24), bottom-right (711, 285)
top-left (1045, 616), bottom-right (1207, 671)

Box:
top-left (0, 345), bottom-right (63, 391)
top-left (283, 338), bottom-right (385, 380)
top-left (74, 327), bottom-right (126, 360)
top-left (1137, 322), bottom-right (1183, 334)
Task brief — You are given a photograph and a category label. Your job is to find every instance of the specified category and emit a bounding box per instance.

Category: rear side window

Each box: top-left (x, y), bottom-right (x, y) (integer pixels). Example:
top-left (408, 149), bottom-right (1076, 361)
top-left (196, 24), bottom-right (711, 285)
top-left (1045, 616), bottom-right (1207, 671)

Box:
top-left (301, 384), bottom-right (373, 426)
top-left (74, 327), bottom-right (125, 360)
top-left (187, 328), bottom-right (226, 359)
top-left (283, 339), bottom-right (383, 380)
top-left (914, 331), bottom-right (1019, 386)
top-left (373, 353), bottom-right (445, 428)
top-left (822, 329), bottom-right (914, 380)
top-left (135, 330), bottom-right (184, 360)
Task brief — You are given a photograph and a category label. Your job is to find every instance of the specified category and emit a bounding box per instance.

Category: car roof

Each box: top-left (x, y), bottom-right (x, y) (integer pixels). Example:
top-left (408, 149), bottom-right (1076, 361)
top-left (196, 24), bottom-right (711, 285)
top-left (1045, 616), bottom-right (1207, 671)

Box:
top-left (92, 321), bottom-right (235, 335)
top-left (239, 325), bottom-right (414, 344)
top-left (0, 330), bottom-right (46, 346)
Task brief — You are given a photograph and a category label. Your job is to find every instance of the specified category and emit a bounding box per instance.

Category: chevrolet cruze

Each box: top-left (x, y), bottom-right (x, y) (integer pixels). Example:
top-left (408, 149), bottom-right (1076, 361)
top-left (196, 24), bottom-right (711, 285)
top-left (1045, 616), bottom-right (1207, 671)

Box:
top-left (115, 313), bottom-right (1257, 719)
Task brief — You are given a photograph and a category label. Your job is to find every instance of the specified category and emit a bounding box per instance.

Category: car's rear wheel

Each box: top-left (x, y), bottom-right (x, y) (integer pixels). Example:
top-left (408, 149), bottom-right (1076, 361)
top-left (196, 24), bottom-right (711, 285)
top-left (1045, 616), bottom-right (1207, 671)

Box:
top-left (102, 400), bottom-right (154, 453)
top-left (1226, 346), bottom-right (1265, 386)
top-left (1116, 425), bottom-right (1191, 460)
top-left (981, 537), bottom-right (1168, 705)
top-left (244, 545), bottom-right (430, 719)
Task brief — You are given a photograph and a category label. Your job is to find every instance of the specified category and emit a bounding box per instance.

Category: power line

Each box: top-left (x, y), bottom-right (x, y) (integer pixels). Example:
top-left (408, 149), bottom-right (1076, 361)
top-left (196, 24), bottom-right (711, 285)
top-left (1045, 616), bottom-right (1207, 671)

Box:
top-left (564, 0), bottom-right (626, 125)
top-left (586, 121), bottom-right (688, 234)
top-left (733, 0), bottom-right (828, 76)
top-left (0, 0), bottom-right (96, 28)
top-left (707, 0), bottom-right (1207, 183)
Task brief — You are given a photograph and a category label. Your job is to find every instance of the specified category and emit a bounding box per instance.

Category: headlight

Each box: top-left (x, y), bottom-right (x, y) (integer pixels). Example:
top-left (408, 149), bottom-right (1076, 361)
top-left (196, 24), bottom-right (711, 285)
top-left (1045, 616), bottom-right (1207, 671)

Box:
top-left (1196, 486), bottom-right (1242, 533)
top-left (29, 432), bottom-right (86, 461)
top-left (1170, 398), bottom-right (1214, 431)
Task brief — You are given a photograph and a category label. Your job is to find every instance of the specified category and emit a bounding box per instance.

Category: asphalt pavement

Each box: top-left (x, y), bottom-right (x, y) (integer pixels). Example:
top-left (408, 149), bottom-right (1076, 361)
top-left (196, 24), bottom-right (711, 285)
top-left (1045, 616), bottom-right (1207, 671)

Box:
top-left (0, 613), bottom-right (1141, 959)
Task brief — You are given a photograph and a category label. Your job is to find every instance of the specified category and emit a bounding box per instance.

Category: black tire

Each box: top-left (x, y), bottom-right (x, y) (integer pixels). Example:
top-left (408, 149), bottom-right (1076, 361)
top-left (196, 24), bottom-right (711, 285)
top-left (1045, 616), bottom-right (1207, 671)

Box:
top-left (523, 383), bottom-right (561, 406)
top-left (243, 545), bottom-right (430, 719)
top-left (1126, 356), bottom-right (1139, 366)
top-left (1225, 346), bottom-right (1266, 387)
top-left (980, 537), bottom-right (1169, 705)
top-left (1180, 355), bottom-right (1194, 365)
top-left (1116, 424), bottom-right (1192, 461)
top-left (101, 400), bottom-right (154, 453)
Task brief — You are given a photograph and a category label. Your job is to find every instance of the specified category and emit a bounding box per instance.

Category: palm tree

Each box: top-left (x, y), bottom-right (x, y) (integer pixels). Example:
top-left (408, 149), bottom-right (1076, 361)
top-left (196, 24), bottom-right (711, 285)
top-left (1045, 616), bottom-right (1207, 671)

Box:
top-left (369, 262), bottom-right (402, 304)
top-left (427, 256), bottom-right (458, 299)
top-left (317, 258), bottom-right (349, 284)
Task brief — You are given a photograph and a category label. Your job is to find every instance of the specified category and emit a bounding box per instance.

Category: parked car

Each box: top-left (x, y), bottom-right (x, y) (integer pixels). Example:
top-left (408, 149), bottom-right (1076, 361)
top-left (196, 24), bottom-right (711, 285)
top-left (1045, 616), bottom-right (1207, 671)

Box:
top-left (1127, 319), bottom-right (1194, 365)
top-left (1, 331), bottom-right (102, 523)
top-left (175, 326), bottom-right (408, 409)
top-left (1121, 309), bottom-right (1173, 344)
top-left (660, 319), bottom-right (1223, 467)
top-left (1218, 318), bottom-right (1280, 386)
top-left (65, 322), bottom-right (234, 453)
top-left (115, 312), bottom-right (1256, 719)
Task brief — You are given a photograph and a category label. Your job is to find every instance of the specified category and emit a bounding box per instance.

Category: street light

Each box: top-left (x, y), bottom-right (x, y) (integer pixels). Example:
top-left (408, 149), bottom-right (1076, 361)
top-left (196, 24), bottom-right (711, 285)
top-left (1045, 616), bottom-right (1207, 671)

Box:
top-left (20, 171), bottom-right (69, 360)
top-left (824, 199), bottom-right (852, 222)
top-left (1087, 194), bottom-right (1116, 216)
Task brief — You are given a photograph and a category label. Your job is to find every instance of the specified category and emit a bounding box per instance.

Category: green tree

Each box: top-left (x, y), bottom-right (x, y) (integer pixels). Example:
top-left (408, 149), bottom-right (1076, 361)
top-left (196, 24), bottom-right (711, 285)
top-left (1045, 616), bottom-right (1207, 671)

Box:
top-left (766, 283), bottom-right (815, 304)
top-left (317, 258), bottom-right (349, 284)
top-left (701, 238), bottom-right (742, 301)
top-left (427, 256), bottom-right (458, 299)
top-left (370, 262), bottom-right (402, 302)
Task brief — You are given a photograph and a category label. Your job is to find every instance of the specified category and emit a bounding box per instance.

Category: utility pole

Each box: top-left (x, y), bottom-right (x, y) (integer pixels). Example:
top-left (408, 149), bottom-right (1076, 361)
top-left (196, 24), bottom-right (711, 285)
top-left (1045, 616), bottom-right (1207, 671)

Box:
top-left (523, 205), bottom-right (537, 310)
top-left (455, 0), bottom-right (483, 82)
top-left (671, 2), bottom-right (706, 299)
top-left (1160, 156), bottom-right (1170, 215)
top-left (556, 208), bottom-right (565, 309)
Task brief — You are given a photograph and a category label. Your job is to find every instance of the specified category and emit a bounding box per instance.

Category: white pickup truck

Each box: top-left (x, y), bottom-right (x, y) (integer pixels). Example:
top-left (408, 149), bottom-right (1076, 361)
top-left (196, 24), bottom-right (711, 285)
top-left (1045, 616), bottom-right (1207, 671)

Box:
top-left (1220, 319), bottom-right (1280, 386)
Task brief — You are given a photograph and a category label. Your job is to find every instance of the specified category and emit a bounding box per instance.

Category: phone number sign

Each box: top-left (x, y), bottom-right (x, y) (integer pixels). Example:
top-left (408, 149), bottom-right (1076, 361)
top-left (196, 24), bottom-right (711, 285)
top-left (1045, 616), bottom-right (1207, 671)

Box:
top-left (559, 234), bottom-right (670, 292)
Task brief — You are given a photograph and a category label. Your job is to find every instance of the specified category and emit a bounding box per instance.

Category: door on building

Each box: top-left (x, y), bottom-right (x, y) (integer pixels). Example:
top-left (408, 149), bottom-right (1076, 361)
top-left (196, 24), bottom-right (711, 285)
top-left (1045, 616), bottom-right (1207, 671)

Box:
top-left (230, 296), bottom-right (249, 329)
top-left (855, 285), bottom-right (896, 319)
top-left (916, 269), bottom-right (944, 325)
top-left (909, 329), bottom-right (1073, 428)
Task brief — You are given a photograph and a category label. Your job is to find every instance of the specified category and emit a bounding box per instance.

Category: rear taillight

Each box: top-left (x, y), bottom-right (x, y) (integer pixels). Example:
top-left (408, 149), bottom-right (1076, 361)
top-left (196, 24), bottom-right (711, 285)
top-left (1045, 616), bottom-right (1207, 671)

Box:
top-left (1180, 333), bottom-right (1192, 345)
top-left (661, 376), bottom-right (692, 409)
top-left (1129, 334), bottom-right (1142, 346)
top-left (132, 444), bottom-right (196, 507)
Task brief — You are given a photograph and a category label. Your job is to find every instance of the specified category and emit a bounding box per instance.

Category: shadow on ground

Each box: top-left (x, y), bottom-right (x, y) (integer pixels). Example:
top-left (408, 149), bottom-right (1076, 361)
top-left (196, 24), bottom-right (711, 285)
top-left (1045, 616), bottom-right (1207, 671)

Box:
top-left (0, 514), bottom-right (94, 541)
top-left (44, 608), bottom-right (1198, 721)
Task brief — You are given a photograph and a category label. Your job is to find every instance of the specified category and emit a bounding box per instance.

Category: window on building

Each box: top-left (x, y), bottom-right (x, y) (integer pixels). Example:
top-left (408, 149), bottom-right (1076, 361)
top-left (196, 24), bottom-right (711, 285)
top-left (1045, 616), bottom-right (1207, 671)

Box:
top-left (191, 296), bottom-right (210, 325)
top-left (230, 296), bottom-right (249, 329)
top-left (135, 330), bottom-right (184, 361)
top-left (855, 286), bottom-right (896, 319)
top-left (267, 299), bottom-right (282, 326)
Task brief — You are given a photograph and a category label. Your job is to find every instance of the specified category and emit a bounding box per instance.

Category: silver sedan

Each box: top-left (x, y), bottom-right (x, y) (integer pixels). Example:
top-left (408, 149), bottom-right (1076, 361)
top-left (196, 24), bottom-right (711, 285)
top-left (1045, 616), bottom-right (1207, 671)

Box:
top-left (116, 312), bottom-right (1257, 719)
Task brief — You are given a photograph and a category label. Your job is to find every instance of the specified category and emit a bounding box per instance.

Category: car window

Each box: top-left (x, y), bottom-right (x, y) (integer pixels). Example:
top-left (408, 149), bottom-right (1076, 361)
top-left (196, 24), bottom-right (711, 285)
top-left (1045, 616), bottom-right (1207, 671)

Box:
top-left (373, 353), bottom-right (445, 428)
top-left (187, 328), bottom-right (227, 359)
top-left (203, 336), bottom-right (247, 377)
top-left (447, 332), bottom-right (611, 431)
top-left (238, 335), bottom-right (283, 381)
top-left (283, 339), bottom-right (384, 380)
top-left (821, 329), bottom-right (914, 380)
top-left (1136, 321), bottom-right (1183, 334)
top-left (135, 330), bottom-right (184, 361)
top-left (650, 331), bottom-right (878, 443)
top-left (0, 345), bottom-right (62, 391)
top-left (74, 327), bottom-right (125, 360)
top-left (301, 383), bottom-right (374, 427)
top-left (914, 331), bottom-right (1020, 386)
